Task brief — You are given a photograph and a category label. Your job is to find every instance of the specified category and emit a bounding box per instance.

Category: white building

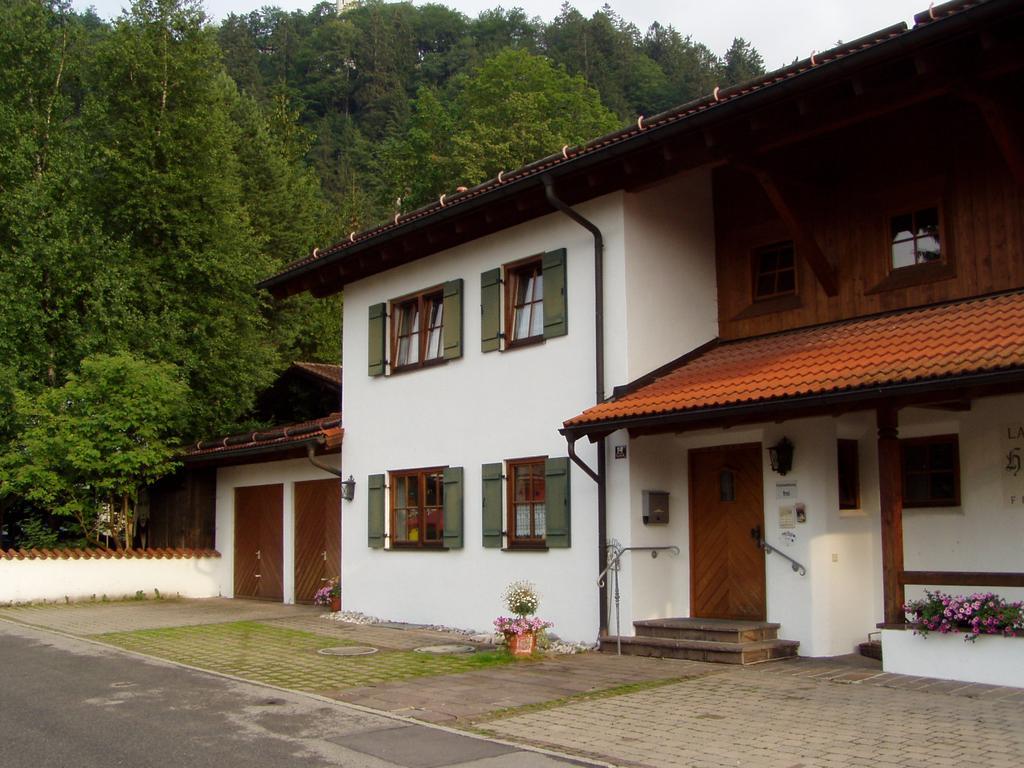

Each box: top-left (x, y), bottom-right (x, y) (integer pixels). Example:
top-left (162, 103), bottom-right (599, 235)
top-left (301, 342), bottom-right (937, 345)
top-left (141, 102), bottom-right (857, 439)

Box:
top-left (260, 1), bottom-right (1024, 670)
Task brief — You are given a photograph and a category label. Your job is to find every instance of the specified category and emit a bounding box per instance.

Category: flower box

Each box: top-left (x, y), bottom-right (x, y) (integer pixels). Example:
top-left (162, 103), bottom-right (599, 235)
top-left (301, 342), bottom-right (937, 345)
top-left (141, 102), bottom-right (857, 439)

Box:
top-left (882, 628), bottom-right (1024, 688)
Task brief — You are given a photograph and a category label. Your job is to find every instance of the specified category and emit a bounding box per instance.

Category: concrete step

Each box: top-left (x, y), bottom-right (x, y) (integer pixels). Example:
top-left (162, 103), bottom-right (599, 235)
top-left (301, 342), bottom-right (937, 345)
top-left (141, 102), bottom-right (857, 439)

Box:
top-left (599, 634), bottom-right (800, 665)
top-left (634, 617), bottom-right (782, 644)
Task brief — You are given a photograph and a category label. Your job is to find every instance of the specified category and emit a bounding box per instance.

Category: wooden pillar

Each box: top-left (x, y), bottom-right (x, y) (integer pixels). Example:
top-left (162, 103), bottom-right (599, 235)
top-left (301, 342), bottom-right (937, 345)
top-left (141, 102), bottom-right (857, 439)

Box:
top-left (877, 407), bottom-right (905, 624)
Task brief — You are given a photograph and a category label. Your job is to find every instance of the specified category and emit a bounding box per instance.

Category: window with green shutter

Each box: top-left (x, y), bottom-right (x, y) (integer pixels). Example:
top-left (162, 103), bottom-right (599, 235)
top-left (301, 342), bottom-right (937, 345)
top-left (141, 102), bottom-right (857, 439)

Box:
top-left (480, 268), bottom-right (501, 352)
top-left (481, 463), bottom-right (504, 548)
top-left (483, 247), bottom-right (568, 353)
top-left (544, 457), bottom-right (571, 548)
top-left (443, 466), bottom-right (464, 549)
top-left (442, 279), bottom-right (463, 360)
top-left (367, 474), bottom-right (386, 548)
top-left (368, 303), bottom-right (387, 376)
top-left (542, 248), bottom-right (567, 339)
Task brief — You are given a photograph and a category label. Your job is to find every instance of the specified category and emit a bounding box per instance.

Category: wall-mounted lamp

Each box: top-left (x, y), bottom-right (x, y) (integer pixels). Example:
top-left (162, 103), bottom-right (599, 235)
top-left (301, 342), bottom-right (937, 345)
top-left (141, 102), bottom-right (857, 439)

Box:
top-left (768, 437), bottom-right (794, 476)
top-left (341, 475), bottom-right (356, 502)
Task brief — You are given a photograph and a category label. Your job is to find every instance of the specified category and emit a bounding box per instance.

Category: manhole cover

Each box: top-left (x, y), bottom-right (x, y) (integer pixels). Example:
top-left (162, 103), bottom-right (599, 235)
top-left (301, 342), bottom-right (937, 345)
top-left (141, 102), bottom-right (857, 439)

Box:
top-left (318, 646), bottom-right (379, 656)
top-left (413, 644), bottom-right (476, 655)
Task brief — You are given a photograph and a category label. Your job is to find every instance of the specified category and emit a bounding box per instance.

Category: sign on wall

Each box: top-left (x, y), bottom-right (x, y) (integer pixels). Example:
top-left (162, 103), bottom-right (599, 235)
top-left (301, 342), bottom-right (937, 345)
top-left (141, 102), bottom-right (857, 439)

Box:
top-left (1003, 424), bottom-right (1024, 505)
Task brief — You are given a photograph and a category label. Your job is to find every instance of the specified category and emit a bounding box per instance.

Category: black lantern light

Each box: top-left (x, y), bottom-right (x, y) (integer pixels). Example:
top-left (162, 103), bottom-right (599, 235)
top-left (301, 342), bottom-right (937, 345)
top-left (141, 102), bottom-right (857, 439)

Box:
top-left (341, 475), bottom-right (356, 502)
top-left (768, 437), bottom-right (794, 476)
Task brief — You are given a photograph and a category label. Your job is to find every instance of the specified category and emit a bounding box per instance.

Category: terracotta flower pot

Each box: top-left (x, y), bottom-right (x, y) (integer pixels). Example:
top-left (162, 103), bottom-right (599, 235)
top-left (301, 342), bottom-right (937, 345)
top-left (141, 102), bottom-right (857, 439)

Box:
top-left (507, 631), bottom-right (536, 657)
top-left (330, 595), bottom-right (341, 613)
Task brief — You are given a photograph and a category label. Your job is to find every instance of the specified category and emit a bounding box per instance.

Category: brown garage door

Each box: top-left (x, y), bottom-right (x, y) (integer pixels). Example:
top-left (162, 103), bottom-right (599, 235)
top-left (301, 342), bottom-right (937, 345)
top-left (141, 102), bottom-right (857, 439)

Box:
top-left (294, 479), bottom-right (341, 604)
top-left (234, 484), bottom-right (283, 601)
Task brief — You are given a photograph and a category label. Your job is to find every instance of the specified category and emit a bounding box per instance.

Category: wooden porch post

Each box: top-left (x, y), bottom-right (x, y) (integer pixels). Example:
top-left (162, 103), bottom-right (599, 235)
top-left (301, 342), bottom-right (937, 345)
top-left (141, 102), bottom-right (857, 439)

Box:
top-left (877, 407), bottom-right (905, 624)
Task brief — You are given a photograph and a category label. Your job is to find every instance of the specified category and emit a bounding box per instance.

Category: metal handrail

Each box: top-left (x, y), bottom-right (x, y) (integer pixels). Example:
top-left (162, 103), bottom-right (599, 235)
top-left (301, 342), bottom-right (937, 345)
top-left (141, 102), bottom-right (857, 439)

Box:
top-left (755, 536), bottom-right (807, 576)
top-left (598, 542), bottom-right (680, 655)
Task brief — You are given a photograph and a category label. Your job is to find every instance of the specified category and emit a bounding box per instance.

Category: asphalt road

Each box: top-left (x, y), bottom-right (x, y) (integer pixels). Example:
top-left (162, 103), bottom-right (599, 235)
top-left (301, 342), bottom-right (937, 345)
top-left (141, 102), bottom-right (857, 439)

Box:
top-left (0, 620), bottom-right (594, 768)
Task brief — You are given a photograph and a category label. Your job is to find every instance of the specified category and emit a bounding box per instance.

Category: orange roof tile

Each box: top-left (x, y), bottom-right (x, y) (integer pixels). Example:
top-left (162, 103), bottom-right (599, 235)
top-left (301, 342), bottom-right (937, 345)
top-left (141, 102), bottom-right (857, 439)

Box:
top-left (565, 291), bottom-right (1024, 431)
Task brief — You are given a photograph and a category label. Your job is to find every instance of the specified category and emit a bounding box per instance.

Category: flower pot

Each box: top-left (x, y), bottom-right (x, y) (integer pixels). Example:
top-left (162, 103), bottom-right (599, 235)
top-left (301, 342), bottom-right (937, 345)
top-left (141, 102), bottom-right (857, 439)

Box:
top-left (882, 628), bottom-right (1024, 687)
top-left (330, 595), bottom-right (341, 613)
top-left (506, 631), bottom-right (536, 657)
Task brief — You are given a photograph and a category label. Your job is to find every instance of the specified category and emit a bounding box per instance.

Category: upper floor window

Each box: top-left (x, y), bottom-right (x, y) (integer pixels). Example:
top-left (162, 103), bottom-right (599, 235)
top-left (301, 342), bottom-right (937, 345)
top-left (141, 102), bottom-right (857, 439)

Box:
top-left (891, 206), bottom-right (941, 269)
top-left (390, 467), bottom-right (445, 547)
top-left (508, 457), bottom-right (546, 546)
top-left (752, 241), bottom-right (796, 301)
top-left (481, 249), bottom-right (567, 353)
top-left (506, 258), bottom-right (544, 344)
top-left (367, 280), bottom-right (463, 377)
top-left (901, 434), bottom-right (960, 508)
top-left (391, 288), bottom-right (444, 370)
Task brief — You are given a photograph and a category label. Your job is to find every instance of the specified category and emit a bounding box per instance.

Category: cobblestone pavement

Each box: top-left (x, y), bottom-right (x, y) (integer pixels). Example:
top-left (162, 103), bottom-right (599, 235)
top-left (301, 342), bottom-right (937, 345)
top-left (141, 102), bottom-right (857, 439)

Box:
top-left (4, 599), bottom-right (1023, 767)
top-left (476, 659), bottom-right (1024, 768)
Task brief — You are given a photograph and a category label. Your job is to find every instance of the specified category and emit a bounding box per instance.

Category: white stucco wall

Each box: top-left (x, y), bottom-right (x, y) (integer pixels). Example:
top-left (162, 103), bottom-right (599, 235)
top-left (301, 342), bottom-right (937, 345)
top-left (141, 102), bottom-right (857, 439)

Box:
top-left (900, 396), bottom-right (1024, 603)
top-left (608, 394), bottom-right (1024, 657)
top-left (342, 201), bottom-right (616, 642)
top-left (215, 456), bottom-right (342, 603)
top-left (0, 555), bottom-right (224, 604)
top-left (621, 168), bottom-right (719, 381)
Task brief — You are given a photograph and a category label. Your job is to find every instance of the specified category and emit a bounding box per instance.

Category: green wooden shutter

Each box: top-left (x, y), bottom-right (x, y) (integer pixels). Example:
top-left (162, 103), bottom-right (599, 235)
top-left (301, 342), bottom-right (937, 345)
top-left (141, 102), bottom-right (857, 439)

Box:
top-left (442, 466), bottom-right (464, 549)
top-left (481, 462), bottom-right (504, 548)
top-left (542, 248), bottom-right (568, 339)
top-left (480, 268), bottom-right (501, 352)
top-left (368, 303), bottom-right (387, 376)
top-left (367, 473), bottom-right (385, 548)
top-left (442, 279), bottom-right (463, 360)
top-left (545, 457), bottom-right (571, 548)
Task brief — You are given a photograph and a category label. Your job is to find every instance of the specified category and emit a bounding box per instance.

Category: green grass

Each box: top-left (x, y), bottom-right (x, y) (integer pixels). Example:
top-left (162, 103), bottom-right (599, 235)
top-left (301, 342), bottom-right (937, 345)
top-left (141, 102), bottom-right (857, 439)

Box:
top-left (99, 620), bottom-right (512, 692)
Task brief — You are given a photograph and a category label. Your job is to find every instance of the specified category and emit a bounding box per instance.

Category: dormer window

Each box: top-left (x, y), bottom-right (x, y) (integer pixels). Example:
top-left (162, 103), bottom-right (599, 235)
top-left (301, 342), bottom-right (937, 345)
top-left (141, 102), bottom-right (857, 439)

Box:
top-left (752, 241), bottom-right (796, 301)
top-left (890, 206), bottom-right (941, 269)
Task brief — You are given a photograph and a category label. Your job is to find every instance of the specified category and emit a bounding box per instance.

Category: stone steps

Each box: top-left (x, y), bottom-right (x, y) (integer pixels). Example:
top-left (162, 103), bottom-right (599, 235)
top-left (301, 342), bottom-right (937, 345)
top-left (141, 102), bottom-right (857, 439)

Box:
top-left (600, 617), bottom-right (799, 665)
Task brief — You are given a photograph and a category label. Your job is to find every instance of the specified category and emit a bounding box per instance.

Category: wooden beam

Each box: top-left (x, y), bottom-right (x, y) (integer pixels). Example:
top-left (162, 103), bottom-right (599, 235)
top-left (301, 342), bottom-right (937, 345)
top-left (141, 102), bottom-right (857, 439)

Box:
top-left (958, 87), bottom-right (1024, 186)
top-left (877, 407), bottom-right (906, 625)
top-left (737, 162), bottom-right (839, 296)
top-left (901, 571), bottom-right (1024, 588)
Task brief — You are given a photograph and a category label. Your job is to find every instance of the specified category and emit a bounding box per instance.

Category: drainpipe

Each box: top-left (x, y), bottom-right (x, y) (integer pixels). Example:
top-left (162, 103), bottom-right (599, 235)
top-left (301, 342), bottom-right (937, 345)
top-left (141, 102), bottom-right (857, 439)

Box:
top-left (306, 442), bottom-right (343, 478)
top-left (542, 176), bottom-right (609, 636)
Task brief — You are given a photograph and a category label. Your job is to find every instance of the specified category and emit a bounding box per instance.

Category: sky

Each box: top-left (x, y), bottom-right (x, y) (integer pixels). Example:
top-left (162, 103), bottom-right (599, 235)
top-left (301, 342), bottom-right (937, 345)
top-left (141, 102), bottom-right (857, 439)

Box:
top-left (70, 0), bottom-right (932, 71)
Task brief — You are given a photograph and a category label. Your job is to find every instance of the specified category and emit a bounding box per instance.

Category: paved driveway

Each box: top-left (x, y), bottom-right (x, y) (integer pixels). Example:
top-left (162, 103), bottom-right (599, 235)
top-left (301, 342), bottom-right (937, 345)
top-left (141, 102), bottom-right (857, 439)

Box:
top-left (3, 598), bottom-right (1023, 768)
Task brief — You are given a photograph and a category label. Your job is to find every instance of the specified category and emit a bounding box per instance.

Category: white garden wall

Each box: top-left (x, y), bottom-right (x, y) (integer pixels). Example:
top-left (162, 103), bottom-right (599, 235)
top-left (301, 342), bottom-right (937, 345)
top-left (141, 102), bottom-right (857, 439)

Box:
top-left (0, 551), bottom-right (224, 604)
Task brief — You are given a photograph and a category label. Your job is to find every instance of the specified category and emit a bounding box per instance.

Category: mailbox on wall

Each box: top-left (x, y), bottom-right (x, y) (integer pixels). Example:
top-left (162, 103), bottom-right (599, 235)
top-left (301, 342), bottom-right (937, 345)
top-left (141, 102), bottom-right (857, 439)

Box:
top-left (642, 490), bottom-right (670, 525)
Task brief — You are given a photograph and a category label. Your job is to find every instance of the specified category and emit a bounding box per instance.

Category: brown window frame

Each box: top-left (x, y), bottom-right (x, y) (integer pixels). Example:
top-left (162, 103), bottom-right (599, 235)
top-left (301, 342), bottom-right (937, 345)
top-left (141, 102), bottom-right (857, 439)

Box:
top-left (889, 204), bottom-right (943, 271)
top-left (900, 434), bottom-right (960, 509)
top-left (867, 200), bottom-right (954, 294)
top-left (389, 467), bottom-right (446, 548)
top-left (837, 439), bottom-right (860, 510)
top-left (751, 240), bottom-right (797, 302)
top-left (506, 456), bottom-right (547, 549)
top-left (389, 287), bottom-right (445, 372)
top-left (504, 256), bottom-right (544, 348)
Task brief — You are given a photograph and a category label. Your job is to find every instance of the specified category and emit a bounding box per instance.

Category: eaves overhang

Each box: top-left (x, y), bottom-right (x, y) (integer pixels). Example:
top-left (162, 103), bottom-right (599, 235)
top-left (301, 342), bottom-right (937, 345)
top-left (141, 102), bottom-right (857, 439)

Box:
top-left (260, 0), bottom-right (1021, 300)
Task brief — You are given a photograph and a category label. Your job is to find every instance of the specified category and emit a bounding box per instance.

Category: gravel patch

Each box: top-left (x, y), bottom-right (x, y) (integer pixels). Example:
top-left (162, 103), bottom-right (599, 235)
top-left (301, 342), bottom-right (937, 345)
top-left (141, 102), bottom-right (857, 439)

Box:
top-left (320, 611), bottom-right (597, 654)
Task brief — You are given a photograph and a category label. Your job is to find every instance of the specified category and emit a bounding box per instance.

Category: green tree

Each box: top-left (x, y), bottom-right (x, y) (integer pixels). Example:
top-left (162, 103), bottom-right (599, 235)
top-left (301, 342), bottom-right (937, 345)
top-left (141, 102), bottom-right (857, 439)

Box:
top-left (77, 0), bottom-right (280, 435)
top-left (0, 353), bottom-right (190, 548)
top-left (721, 37), bottom-right (766, 86)
top-left (385, 48), bottom-right (620, 209)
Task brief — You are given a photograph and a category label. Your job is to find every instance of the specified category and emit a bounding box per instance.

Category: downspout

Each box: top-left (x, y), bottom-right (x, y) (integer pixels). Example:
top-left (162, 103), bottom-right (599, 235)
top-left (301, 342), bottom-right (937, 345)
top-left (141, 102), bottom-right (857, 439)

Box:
top-left (542, 176), bottom-right (610, 636)
top-left (306, 441), bottom-right (343, 478)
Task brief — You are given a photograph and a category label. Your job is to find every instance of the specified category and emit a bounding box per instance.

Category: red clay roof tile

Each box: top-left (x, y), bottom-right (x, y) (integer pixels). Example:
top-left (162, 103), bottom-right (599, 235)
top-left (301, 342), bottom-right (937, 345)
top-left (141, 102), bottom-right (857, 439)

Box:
top-left (565, 291), bottom-right (1024, 428)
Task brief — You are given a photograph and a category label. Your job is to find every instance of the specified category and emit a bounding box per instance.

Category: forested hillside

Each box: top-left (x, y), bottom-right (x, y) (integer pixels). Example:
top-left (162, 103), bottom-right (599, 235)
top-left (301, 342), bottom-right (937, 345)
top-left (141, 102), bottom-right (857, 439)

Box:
top-left (0, 0), bottom-right (763, 547)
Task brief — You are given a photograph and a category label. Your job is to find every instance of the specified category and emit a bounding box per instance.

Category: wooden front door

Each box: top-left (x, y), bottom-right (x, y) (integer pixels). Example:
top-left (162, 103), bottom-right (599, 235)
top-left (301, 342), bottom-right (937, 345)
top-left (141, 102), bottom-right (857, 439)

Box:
top-left (233, 484), bottom-right (283, 601)
top-left (689, 444), bottom-right (766, 621)
top-left (294, 479), bottom-right (341, 604)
